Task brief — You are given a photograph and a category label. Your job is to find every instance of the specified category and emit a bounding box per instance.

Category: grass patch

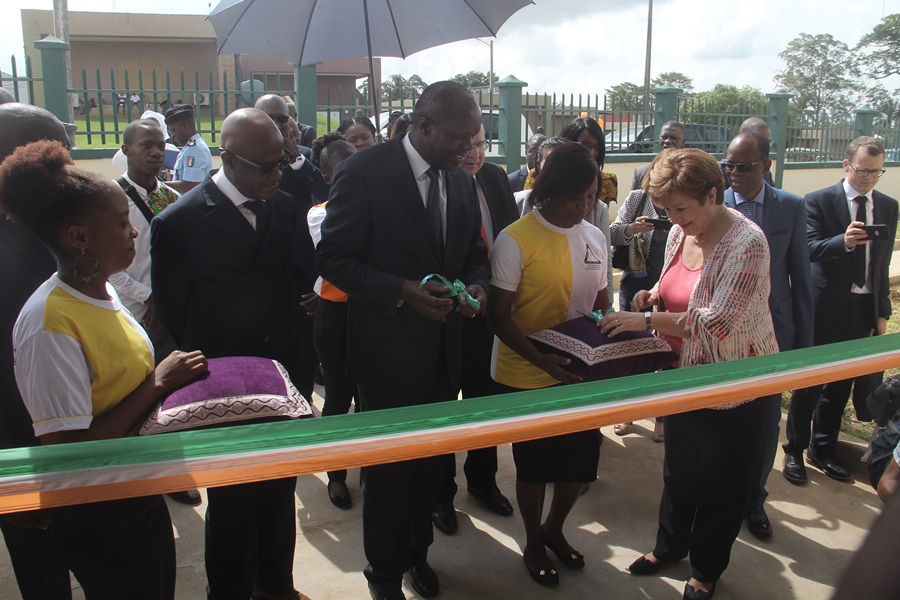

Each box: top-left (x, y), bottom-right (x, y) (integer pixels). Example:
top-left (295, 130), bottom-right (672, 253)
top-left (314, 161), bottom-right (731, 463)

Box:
top-left (780, 285), bottom-right (900, 441)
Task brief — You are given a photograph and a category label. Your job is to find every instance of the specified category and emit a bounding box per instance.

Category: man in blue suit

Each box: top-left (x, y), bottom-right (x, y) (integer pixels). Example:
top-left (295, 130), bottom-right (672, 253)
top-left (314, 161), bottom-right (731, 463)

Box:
top-left (723, 131), bottom-right (813, 540)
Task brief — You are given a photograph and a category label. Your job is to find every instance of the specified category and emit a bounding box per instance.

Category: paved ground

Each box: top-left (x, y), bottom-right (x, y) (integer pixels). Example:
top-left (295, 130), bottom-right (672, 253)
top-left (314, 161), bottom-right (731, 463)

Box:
top-left (0, 406), bottom-right (882, 600)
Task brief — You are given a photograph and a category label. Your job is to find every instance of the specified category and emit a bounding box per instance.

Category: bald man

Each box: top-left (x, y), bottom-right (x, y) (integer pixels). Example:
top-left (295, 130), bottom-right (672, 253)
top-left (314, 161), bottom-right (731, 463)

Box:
top-left (0, 88), bottom-right (16, 105)
top-left (151, 108), bottom-right (307, 600)
top-left (0, 103), bottom-right (73, 600)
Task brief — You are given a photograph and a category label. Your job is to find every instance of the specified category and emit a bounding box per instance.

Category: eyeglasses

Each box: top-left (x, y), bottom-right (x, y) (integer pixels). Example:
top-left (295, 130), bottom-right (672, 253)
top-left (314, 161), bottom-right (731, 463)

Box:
top-left (722, 158), bottom-right (767, 173)
top-left (219, 148), bottom-right (290, 173)
top-left (849, 165), bottom-right (886, 179)
top-left (472, 140), bottom-right (490, 152)
top-left (268, 113), bottom-right (291, 125)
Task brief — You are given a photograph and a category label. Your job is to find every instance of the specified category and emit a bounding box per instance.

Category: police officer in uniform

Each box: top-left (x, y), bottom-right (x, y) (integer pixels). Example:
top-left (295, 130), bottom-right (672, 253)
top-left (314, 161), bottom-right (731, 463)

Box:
top-left (165, 104), bottom-right (212, 194)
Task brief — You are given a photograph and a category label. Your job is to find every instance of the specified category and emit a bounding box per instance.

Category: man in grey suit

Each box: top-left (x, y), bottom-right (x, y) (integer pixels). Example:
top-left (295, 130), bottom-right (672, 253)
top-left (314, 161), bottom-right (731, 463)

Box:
top-left (723, 131), bottom-right (813, 540)
top-left (784, 136), bottom-right (898, 485)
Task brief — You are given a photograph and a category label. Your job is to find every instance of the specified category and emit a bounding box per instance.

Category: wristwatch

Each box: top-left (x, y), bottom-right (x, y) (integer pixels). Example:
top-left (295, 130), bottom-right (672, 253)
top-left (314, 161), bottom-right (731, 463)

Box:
top-left (645, 311), bottom-right (653, 331)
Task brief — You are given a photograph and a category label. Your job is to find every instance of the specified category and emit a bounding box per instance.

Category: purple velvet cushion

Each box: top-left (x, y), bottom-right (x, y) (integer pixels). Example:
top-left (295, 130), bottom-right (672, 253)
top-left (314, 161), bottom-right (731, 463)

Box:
top-left (528, 316), bottom-right (677, 382)
top-left (140, 356), bottom-right (313, 435)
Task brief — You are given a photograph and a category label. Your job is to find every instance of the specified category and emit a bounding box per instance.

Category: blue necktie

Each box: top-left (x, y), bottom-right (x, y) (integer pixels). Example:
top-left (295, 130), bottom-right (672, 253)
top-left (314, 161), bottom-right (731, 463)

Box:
top-left (853, 196), bottom-right (867, 288)
top-left (738, 200), bottom-right (759, 225)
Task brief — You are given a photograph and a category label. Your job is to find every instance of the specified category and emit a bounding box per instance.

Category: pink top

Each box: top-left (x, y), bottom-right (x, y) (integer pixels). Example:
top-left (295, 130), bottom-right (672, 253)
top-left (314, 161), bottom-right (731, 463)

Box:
top-left (658, 247), bottom-right (701, 360)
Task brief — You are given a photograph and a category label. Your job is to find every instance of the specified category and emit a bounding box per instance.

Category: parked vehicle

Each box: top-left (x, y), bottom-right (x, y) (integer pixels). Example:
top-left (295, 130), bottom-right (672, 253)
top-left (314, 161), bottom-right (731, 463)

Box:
top-left (607, 123), bottom-right (735, 154)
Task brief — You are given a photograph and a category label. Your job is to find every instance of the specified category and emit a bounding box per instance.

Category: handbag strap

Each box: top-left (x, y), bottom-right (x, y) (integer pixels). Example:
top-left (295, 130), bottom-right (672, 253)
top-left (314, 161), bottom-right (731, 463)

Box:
top-left (634, 191), bottom-right (648, 220)
top-left (116, 177), bottom-right (155, 225)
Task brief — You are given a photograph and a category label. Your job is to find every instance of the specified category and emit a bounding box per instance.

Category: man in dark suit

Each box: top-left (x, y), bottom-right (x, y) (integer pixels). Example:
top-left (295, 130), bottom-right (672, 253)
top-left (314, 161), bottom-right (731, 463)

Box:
top-left (723, 131), bottom-right (813, 540)
top-left (256, 93), bottom-right (329, 399)
top-left (316, 81), bottom-right (489, 600)
top-left (151, 108), bottom-right (305, 600)
top-left (508, 133), bottom-right (545, 194)
top-left (433, 123), bottom-right (519, 534)
top-left (630, 120), bottom-right (685, 191)
top-left (784, 136), bottom-right (898, 484)
top-left (0, 103), bottom-right (74, 600)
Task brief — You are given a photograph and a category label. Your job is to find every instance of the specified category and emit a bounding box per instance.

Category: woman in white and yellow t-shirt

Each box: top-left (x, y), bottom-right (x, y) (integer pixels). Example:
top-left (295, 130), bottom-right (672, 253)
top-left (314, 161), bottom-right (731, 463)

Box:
top-left (0, 141), bottom-right (206, 600)
top-left (488, 143), bottom-right (611, 588)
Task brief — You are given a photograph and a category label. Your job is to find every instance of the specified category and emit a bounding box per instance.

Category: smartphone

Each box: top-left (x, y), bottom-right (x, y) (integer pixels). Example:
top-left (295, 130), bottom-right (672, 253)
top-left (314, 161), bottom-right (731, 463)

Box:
top-left (646, 218), bottom-right (673, 231)
top-left (862, 224), bottom-right (890, 240)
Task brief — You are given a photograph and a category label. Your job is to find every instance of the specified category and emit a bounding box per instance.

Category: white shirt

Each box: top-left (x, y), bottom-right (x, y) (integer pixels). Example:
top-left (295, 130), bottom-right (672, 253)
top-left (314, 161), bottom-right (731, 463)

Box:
top-left (402, 133), bottom-right (446, 242)
top-left (843, 179), bottom-right (874, 294)
top-left (108, 174), bottom-right (178, 321)
top-left (213, 169), bottom-right (263, 230)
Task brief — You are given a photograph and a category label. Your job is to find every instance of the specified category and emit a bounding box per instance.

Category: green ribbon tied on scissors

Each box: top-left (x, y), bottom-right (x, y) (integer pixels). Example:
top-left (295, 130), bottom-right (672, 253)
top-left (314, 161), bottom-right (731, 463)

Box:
top-left (419, 274), bottom-right (481, 312)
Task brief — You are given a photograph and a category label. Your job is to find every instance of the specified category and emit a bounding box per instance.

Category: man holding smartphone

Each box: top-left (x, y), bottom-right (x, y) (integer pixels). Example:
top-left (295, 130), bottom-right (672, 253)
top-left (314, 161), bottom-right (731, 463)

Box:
top-left (784, 136), bottom-right (898, 485)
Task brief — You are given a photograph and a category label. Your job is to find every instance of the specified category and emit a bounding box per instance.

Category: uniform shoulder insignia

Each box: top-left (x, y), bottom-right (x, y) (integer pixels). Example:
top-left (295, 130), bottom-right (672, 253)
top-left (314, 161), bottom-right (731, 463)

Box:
top-left (186, 138), bottom-right (197, 147)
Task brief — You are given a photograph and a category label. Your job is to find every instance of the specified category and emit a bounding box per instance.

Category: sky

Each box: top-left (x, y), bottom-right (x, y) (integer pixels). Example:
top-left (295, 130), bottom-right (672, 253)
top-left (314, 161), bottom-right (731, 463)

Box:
top-left (3, 0), bottom-right (900, 96)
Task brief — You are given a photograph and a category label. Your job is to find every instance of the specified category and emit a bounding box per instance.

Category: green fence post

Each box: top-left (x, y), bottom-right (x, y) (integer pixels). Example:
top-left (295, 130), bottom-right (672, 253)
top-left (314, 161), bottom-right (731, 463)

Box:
top-left (294, 64), bottom-right (317, 129)
top-left (767, 89), bottom-right (792, 189)
top-left (854, 105), bottom-right (880, 139)
top-left (652, 83), bottom-right (681, 143)
top-left (496, 75), bottom-right (527, 171)
top-left (33, 35), bottom-right (71, 124)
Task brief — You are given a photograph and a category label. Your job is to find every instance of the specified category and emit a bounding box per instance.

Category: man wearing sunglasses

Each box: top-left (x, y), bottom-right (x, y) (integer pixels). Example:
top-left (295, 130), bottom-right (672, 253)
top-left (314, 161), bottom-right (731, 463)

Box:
top-left (164, 104), bottom-right (212, 194)
top-left (255, 94), bottom-right (329, 401)
top-left (723, 131), bottom-right (813, 541)
top-left (784, 136), bottom-right (898, 486)
top-left (151, 108), bottom-right (308, 600)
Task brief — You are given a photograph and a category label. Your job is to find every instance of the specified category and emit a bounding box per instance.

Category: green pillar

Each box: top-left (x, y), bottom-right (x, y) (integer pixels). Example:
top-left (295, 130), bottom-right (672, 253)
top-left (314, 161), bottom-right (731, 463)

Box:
top-left (651, 84), bottom-right (682, 144)
top-left (34, 35), bottom-right (70, 124)
top-left (294, 64), bottom-right (318, 128)
top-left (767, 90), bottom-right (793, 189)
top-left (496, 75), bottom-right (527, 171)
top-left (854, 105), bottom-right (880, 139)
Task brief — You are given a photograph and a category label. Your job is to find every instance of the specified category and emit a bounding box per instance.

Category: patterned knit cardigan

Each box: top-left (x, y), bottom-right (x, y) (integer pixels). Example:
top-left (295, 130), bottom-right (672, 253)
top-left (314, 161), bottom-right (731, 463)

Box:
top-left (655, 213), bottom-right (779, 397)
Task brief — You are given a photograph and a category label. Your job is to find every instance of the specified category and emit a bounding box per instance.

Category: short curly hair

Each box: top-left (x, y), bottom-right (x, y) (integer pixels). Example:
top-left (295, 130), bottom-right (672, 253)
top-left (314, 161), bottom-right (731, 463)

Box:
top-left (646, 148), bottom-right (725, 206)
top-left (0, 140), bottom-right (112, 255)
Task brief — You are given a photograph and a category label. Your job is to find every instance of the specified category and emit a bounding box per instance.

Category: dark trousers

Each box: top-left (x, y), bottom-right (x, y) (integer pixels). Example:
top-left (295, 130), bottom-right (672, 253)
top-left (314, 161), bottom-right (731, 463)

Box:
top-left (654, 399), bottom-right (764, 583)
top-left (313, 299), bottom-right (358, 484)
top-left (0, 514), bottom-right (72, 600)
top-left (294, 308), bottom-right (318, 401)
top-left (359, 366), bottom-right (457, 587)
top-left (785, 294), bottom-right (875, 454)
top-left (618, 272), bottom-right (660, 312)
top-left (745, 393), bottom-right (782, 510)
top-left (205, 477), bottom-right (297, 600)
top-left (438, 317), bottom-right (501, 502)
top-left (51, 495), bottom-right (175, 600)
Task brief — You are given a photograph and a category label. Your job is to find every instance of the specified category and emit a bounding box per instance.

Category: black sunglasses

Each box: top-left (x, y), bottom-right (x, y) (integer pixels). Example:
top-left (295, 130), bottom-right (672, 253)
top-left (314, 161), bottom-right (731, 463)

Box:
top-left (219, 148), bottom-right (290, 173)
top-left (722, 158), bottom-right (767, 173)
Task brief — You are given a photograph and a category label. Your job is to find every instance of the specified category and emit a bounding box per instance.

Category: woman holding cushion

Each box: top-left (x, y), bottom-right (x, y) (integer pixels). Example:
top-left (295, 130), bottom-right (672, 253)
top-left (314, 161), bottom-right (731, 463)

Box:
top-left (600, 148), bottom-right (777, 600)
top-left (0, 140), bottom-right (207, 600)
top-left (488, 142), bottom-right (611, 588)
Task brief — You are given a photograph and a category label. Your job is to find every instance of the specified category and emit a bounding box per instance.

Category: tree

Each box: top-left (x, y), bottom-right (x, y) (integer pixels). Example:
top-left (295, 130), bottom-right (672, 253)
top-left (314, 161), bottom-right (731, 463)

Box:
top-left (857, 13), bottom-right (900, 80)
top-left (359, 74), bottom-right (427, 103)
top-left (866, 84), bottom-right (900, 128)
top-left (606, 81), bottom-right (647, 112)
top-left (448, 70), bottom-right (497, 90)
top-left (775, 33), bottom-right (861, 126)
top-left (652, 71), bottom-right (694, 93)
top-left (686, 84), bottom-right (768, 133)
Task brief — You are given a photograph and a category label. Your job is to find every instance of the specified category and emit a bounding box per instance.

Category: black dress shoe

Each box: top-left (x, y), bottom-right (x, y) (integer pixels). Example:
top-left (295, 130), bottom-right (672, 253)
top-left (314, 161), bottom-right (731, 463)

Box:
top-left (782, 451), bottom-right (808, 484)
top-left (746, 506), bottom-right (773, 540)
top-left (368, 582), bottom-right (406, 600)
top-left (327, 481), bottom-right (352, 510)
top-left (627, 552), bottom-right (675, 575)
top-left (432, 502), bottom-right (458, 535)
top-left (806, 449), bottom-right (852, 481)
top-left (541, 528), bottom-right (584, 569)
top-left (408, 562), bottom-right (439, 598)
top-left (523, 555), bottom-right (558, 587)
top-left (683, 580), bottom-right (716, 600)
top-left (468, 486), bottom-right (513, 516)
top-left (167, 489), bottom-right (202, 506)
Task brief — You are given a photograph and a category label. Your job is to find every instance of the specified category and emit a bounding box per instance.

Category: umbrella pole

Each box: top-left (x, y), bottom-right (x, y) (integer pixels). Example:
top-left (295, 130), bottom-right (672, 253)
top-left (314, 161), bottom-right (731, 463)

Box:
top-left (363, 0), bottom-right (381, 140)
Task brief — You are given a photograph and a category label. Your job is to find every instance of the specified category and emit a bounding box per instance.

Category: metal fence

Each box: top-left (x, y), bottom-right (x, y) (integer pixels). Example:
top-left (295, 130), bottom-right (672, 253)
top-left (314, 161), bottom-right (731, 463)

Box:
top-left (4, 53), bottom-right (900, 165)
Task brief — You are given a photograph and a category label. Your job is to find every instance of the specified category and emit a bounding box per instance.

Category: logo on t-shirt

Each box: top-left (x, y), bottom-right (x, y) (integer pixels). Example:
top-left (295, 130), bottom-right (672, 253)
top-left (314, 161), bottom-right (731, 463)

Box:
top-left (584, 244), bottom-right (604, 269)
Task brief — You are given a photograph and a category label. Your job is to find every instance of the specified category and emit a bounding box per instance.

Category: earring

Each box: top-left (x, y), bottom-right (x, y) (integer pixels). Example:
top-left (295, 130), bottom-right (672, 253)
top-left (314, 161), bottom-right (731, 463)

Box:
top-left (71, 249), bottom-right (101, 283)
